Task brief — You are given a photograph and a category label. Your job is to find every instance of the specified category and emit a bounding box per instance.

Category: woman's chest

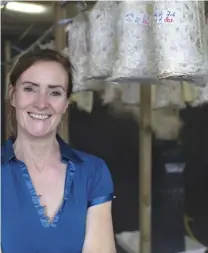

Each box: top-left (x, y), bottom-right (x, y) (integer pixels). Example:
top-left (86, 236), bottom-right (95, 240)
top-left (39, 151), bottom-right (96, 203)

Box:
top-left (2, 203), bottom-right (87, 253)
top-left (28, 164), bottom-right (67, 221)
top-left (2, 184), bottom-right (88, 253)
top-left (2, 162), bottom-right (88, 253)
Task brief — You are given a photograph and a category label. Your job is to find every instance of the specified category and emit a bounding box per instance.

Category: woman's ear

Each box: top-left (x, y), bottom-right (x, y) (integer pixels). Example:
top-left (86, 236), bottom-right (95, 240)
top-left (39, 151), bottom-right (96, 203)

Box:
top-left (63, 98), bottom-right (70, 113)
top-left (8, 84), bottom-right (15, 107)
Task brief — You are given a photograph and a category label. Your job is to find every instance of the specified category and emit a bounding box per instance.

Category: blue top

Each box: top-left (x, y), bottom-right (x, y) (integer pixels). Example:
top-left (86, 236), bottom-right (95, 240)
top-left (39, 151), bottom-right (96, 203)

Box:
top-left (1, 136), bottom-right (114, 253)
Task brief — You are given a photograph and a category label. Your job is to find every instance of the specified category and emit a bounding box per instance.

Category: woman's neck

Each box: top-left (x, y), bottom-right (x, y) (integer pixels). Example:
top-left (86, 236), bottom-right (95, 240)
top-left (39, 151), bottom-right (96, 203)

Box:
top-left (13, 130), bottom-right (61, 171)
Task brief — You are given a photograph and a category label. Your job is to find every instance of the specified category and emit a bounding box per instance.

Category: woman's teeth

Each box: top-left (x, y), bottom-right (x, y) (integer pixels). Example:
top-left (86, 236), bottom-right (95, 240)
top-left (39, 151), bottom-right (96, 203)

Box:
top-left (29, 113), bottom-right (50, 120)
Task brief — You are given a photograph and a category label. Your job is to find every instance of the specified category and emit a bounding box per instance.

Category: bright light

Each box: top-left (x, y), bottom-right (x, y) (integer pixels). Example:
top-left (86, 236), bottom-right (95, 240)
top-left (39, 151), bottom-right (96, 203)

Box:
top-left (6, 2), bottom-right (46, 14)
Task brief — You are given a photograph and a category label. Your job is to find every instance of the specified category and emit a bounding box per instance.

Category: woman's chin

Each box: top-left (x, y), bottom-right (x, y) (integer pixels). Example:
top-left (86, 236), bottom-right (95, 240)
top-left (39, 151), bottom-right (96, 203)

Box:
top-left (26, 128), bottom-right (54, 138)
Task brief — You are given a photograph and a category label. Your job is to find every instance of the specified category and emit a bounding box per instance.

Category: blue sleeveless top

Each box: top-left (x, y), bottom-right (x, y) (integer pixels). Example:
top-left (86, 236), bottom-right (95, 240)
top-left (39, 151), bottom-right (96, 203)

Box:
top-left (1, 136), bottom-right (114, 253)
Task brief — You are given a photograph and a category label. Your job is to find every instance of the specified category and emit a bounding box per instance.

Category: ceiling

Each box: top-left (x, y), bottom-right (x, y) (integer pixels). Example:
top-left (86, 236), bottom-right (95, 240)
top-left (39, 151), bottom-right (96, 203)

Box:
top-left (1, 1), bottom-right (96, 39)
top-left (1, 1), bottom-right (97, 62)
top-left (1, 2), bottom-right (54, 37)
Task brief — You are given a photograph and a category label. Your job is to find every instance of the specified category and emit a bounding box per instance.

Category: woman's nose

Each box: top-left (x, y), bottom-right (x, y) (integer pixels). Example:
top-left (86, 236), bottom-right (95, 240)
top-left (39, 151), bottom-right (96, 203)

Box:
top-left (33, 94), bottom-right (49, 110)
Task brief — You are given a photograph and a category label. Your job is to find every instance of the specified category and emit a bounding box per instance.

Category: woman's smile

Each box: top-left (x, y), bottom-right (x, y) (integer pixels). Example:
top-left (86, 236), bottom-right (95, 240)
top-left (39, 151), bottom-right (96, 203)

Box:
top-left (27, 112), bottom-right (52, 120)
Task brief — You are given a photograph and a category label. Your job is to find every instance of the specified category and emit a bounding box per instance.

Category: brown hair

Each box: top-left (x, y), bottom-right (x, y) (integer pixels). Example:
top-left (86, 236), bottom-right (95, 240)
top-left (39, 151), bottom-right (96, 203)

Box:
top-left (8, 48), bottom-right (72, 138)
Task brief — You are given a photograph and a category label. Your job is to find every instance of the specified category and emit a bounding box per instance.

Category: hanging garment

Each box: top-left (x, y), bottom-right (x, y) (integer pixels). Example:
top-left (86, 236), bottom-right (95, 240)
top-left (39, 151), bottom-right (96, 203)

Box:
top-left (120, 81), bottom-right (197, 109)
top-left (88, 1), bottom-right (118, 79)
top-left (67, 12), bottom-right (91, 93)
top-left (190, 84), bottom-right (208, 107)
top-left (71, 91), bottom-right (94, 113)
top-left (153, 1), bottom-right (207, 86)
top-left (152, 81), bottom-right (184, 109)
top-left (109, 1), bottom-right (157, 84)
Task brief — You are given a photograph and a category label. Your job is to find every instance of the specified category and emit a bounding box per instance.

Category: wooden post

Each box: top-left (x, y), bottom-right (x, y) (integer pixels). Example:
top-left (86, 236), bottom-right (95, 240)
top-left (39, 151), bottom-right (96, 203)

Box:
top-left (54, 2), bottom-right (69, 143)
top-left (139, 84), bottom-right (152, 253)
top-left (54, 2), bottom-right (67, 51)
top-left (4, 40), bottom-right (11, 139)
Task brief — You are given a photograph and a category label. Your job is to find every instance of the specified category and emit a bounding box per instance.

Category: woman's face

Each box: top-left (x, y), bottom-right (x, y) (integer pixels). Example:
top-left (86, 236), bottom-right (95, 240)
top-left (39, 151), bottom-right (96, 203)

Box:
top-left (9, 61), bottom-right (69, 137)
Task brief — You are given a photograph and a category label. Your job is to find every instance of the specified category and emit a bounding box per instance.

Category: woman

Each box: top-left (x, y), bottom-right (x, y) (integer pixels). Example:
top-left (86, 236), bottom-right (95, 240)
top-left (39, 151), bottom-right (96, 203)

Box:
top-left (1, 49), bottom-right (116, 253)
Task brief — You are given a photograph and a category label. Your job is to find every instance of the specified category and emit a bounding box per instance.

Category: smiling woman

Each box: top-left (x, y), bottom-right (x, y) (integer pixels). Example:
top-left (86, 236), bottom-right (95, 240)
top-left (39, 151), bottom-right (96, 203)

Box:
top-left (1, 49), bottom-right (116, 253)
top-left (8, 49), bottom-right (72, 137)
top-left (9, 60), bottom-right (69, 137)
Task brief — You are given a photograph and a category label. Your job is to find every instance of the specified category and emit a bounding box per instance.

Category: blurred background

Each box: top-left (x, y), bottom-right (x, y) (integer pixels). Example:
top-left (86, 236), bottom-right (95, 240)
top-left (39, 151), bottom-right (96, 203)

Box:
top-left (1, 1), bottom-right (208, 253)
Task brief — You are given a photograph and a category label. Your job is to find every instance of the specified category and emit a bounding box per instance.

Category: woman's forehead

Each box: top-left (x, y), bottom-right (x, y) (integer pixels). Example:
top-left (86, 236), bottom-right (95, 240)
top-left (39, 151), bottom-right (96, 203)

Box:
top-left (19, 61), bottom-right (68, 86)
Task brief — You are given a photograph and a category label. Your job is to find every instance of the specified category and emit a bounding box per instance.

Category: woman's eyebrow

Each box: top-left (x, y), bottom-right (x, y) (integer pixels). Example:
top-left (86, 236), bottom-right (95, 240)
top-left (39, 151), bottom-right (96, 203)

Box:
top-left (21, 81), bottom-right (65, 91)
top-left (21, 81), bottom-right (39, 87)
top-left (48, 85), bottom-right (65, 91)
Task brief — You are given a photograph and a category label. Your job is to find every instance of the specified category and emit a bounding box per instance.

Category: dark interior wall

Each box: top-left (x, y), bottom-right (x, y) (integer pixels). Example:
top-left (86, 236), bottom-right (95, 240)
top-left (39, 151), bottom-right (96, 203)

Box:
top-left (180, 104), bottom-right (208, 185)
top-left (69, 101), bottom-right (208, 246)
top-left (180, 105), bottom-right (208, 234)
top-left (1, 38), bottom-right (5, 143)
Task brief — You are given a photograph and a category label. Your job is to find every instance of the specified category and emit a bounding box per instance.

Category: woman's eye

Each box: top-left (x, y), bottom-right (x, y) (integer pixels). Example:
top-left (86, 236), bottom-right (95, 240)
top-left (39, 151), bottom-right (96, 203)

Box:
top-left (24, 87), bottom-right (34, 92)
top-left (51, 91), bottom-right (62, 96)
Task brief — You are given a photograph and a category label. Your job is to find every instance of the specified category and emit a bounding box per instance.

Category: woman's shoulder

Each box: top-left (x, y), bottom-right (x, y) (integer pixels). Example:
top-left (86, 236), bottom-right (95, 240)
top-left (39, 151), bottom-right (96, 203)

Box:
top-left (70, 147), bottom-right (105, 168)
top-left (71, 148), bottom-right (114, 201)
top-left (58, 135), bottom-right (104, 166)
top-left (62, 142), bottom-right (113, 188)
top-left (1, 138), bottom-right (14, 166)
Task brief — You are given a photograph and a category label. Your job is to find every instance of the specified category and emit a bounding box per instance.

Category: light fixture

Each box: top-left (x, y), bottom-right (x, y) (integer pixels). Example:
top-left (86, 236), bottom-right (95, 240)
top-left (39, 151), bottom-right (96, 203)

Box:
top-left (5, 1), bottom-right (46, 14)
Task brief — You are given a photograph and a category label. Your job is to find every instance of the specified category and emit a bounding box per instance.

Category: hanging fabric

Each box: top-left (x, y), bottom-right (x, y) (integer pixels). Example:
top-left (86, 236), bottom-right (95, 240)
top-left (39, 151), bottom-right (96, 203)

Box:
top-left (70, 91), bottom-right (94, 113)
top-left (39, 40), bottom-right (55, 50)
top-left (109, 1), bottom-right (157, 84)
top-left (152, 107), bottom-right (182, 140)
top-left (121, 83), bottom-right (140, 105)
top-left (120, 81), bottom-right (197, 109)
top-left (190, 84), bottom-right (208, 106)
top-left (101, 83), bottom-right (122, 105)
top-left (88, 1), bottom-right (118, 79)
top-left (153, 1), bottom-right (207, 86)
top-left (152, 81), bottom-right (184, 109)
top-left (61, 47), bottom-right (69, 57)
top-left (67, 12), bottom-right (91, 93)
top-left (189, 16), bottom-right (208, 106)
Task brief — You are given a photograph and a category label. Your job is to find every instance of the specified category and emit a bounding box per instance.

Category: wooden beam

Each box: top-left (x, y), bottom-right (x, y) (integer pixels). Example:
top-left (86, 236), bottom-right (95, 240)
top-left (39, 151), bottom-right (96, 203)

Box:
top-left (139, 84), bottom-right (152, 253)
top-left (54, 2), bottom-right (70, 143)
top-left (54, 2), bottom-right (67, 51)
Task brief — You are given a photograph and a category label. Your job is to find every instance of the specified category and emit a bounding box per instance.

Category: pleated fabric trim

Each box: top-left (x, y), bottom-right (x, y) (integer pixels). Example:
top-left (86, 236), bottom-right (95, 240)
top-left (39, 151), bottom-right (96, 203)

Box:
top-left (20, 161), bottom-right (75, 228)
